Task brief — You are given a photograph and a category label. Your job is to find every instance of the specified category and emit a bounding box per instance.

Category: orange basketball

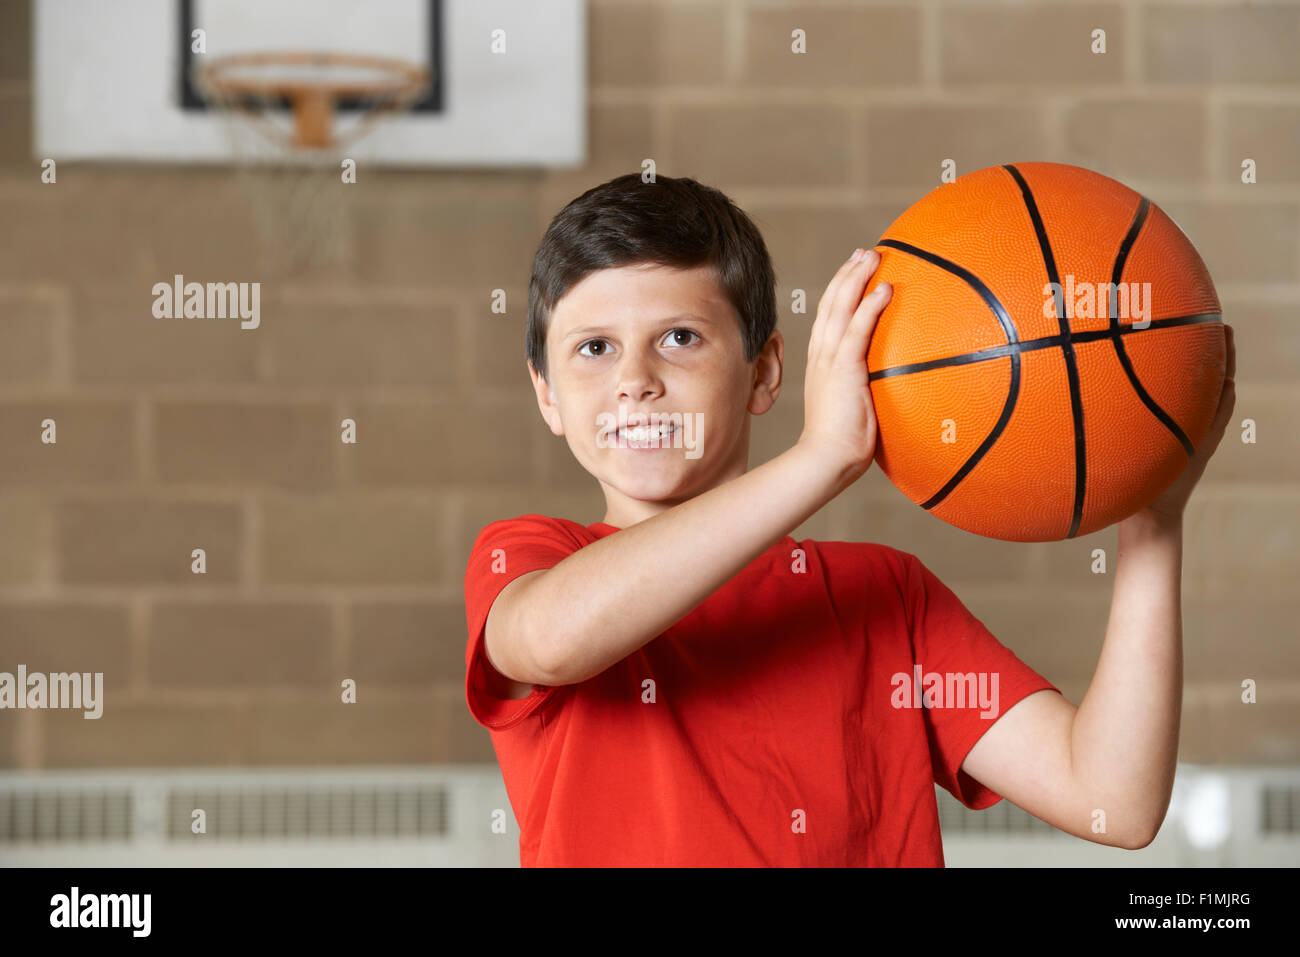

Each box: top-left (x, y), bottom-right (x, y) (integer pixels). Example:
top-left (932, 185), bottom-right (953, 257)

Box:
top-left (864, 162), bottom-right (1225, 542)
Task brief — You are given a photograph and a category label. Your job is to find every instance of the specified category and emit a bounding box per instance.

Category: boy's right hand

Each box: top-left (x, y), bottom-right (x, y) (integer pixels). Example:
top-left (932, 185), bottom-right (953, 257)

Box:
top-left (797, 247), bottom-right (892, 483)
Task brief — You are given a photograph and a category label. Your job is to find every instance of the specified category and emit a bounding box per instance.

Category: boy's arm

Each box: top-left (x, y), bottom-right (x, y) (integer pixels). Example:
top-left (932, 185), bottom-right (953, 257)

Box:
top-left (959, 511), bottom-right (1182, 850)
top-left (486, 248), bottom-right (893, 688)
top-left (961, 326), bottom-right (1235, 850)
top-left (488, 443), bottom-right (854, 686)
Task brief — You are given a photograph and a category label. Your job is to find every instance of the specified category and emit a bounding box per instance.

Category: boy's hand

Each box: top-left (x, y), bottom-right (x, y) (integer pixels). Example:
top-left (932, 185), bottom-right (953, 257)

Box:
top-left (798, 247), bottom-right (892, 482)
top-left (1138, 322), bottom-right (1236, 524)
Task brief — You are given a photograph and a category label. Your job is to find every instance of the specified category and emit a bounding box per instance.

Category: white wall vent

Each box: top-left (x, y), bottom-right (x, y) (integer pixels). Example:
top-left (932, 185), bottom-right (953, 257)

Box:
top-left (1, 765), bottom-right (1297, 866)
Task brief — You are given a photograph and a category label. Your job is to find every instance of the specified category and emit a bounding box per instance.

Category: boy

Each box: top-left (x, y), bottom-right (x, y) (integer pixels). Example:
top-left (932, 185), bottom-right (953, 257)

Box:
top-left (462, 174), bottom-right (1236, 867)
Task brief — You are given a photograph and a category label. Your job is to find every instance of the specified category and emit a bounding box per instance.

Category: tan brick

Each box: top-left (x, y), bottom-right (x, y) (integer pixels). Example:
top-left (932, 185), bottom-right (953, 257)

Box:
top-left (0, 180), bottom-right (135, 284)
top-left (1143, 4), bottom-right (1300, 84)
top-left (0, 172), bottom-right (265, 285)
top-left (954, 593), bottom-right (1108, 690)
top-left (836, 462), bottom-right (907, 509)
top-left (561, 102), bottom-right (658, 188)
top-left (0, 0), bottom-right (29, 82)
top-left (259, 496), bottom-right (442, 585)
top-left (434, 687), bottom-right (497, 763)
top-left (467, 289), bottom-right (544, 391)
top-left (57, 500), bottom-right (241, 585)
top-left (349, 601), bottom-right (467, 685)
top-left (535, 105), bottom-right (666, 254)
top-left (138, 168), bottom-right (295, 280)
top-left (350, 397), bottom-right (538, 486)
top-left (240, 690), bottom-right (446, 764)
top-left (0, 400), bottom-right (135, 486)
top-left (536, 418), bottom-right (608, 488)
top-left (1175, 688), bottom-right (1217, 763)
top-left (1183, 495), bottom-right (1300, 590)
top-left (0, 291), bottom-right (55, 384)
top-left (0, 89), bottom-right (32, 171)
top-left (864, 103), bottom-right (1049, 188)
top-left (670, 104), bottom-right (851, 188)
top-left (1185, 595), bottom-right (1300, 683)
top-left (148, 601), bottom-right (334, 689)
top-left (42, 701), bottom-right (246, 767)
top-left (153, 400), bottom-right (337, 490)
top-left (451, 486), bottom-right (607, 575)
top-left (1188, 389), bottom-right (1300, 483)
top-left (1038, 495), bottom-right (1300, 598)
top-left (0, 601), bottom-right (133, 698)
top-left (591, 2), bottom-right (727, 87)
top-left (1190, 690), bottom-right (1300, 764)
top-left (1035, 526), bottom-right (1123, 592)
top-left (751, 201), bottom-right (913, 292)
top-left (263, 301), bottom-right (457, 387)
top-left (941, 5), bottom-right (1125, 87)
top-left (1219, 104), bottom-right (1300, 185)
top-left (744, 7), bottom-right (921, 87)
top-left (71, 288), bottom-right (260, 384)
top-left (1063, 99), bottom-right (1207, 183)
top-left (0, 499), bottom-right (42, 583)
top-left (1219, 300), bottom-right (1300, 383)
top-left (830, 497), bottom-right (1039, 585)
top-left (747, 394), bottom-right (803, 472)
top-left (42, 688), bottom-right (490, 767)
top-left (769, 310), bottom-right (810, 396)
top-left (0, 716), bottom-right (18, 768)
top-left (1156, 200), bottom-right (1298, 284)
top-left (352, 183), bottom-right (538, 287)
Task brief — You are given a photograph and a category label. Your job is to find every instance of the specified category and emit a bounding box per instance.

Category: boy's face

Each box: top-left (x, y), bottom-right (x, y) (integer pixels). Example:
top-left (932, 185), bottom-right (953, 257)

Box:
top-left (529, 262), bottom-right (783, 529)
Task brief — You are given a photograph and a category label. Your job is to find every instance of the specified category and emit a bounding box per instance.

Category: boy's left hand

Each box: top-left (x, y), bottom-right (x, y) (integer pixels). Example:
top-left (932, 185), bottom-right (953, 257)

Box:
top-left (1138, 323), bottom-right (1236, 524)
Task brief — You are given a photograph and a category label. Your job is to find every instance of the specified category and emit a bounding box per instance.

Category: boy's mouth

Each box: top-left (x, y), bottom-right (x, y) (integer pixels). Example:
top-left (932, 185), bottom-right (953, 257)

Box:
top-left (617, 423), bottom-right (679, 445)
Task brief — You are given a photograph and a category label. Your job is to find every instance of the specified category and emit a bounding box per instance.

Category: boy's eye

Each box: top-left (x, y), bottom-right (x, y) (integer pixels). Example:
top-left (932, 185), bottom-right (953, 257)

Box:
top-left (576, 329), bottom-right (699, 357)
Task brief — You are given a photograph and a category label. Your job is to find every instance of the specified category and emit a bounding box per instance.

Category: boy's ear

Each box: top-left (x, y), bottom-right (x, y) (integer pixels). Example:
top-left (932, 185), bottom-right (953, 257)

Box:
top-left (528, 360), bottom-right (565, 436)
top-left (748, 329), bottom-right (784, 415)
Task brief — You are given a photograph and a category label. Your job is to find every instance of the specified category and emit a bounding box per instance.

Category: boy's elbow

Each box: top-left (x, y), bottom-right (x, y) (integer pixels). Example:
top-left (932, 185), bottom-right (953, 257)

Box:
top-left (533, 631), bottom-right (611, 687)
top-left (1125, 801), bottom-right (1173, 850)
top-left (530, 632), bottom-right (573, 686)
top-left (1119, 829), bottom-right (1156, 851)
top-left (1116, 817), bottom-right (1162, 850)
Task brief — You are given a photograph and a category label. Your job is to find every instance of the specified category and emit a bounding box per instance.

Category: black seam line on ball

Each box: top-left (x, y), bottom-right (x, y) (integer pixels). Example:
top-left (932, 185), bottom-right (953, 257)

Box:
top-left (1107, 197), bottom-right (1196, 460)
top-left (1003, 163), bottom-right (1087, 539)
top-left (867, 312), bottom-right (1221, 381)
top-left (873, 238), bottom-right (1021, 514)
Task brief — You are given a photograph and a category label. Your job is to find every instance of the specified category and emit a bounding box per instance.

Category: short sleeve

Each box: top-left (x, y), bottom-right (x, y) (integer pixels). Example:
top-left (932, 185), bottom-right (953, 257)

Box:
top-left (901, 551), bottom-right (1061, 810)
top-left (463, 514), bottom-right (586, 730)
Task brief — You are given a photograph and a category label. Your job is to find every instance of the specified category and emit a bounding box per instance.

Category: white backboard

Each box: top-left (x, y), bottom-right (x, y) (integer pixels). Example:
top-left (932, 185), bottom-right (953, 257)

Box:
top-left (34, 0), bottom-right (586, 167)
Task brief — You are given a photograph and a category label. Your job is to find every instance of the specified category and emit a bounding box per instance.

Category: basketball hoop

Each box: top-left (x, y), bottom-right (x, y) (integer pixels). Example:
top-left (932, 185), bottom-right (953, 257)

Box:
top-left (193, 51), bottom-right (431, 151)
top-left (190, 51), bottom-right (432, 275)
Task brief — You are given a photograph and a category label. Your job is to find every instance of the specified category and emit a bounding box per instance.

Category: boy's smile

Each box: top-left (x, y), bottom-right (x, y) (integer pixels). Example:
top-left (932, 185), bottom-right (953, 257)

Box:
top-left (529, 262), bottom-right (783, 529)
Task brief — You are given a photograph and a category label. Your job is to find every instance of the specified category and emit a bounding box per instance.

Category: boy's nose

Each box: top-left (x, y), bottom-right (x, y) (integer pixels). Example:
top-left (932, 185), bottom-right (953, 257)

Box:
top-left (615, 356), bottom-right (664, 402)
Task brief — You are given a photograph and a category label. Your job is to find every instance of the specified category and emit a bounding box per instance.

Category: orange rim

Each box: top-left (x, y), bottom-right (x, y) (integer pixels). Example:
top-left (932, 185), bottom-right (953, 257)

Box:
top-left (193, 51), bottom-right (430, 101)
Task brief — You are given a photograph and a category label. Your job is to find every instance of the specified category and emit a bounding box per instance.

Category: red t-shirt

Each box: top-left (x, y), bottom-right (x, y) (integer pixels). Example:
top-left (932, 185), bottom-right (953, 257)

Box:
top-left (463, 514), bottom-right (1060, 866)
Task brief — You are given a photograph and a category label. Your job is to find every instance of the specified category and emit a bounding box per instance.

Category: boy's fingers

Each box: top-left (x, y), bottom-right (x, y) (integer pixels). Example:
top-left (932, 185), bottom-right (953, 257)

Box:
top-left (823, 250), bottom-right (880, 354)
top-left (1219, 376), bottom-right (1236, 418)
top-left (837, 281), bottom-right (891, 365)
top-left (1202, 377), bottom-right (1235, 454)
top-left (811, 251), bottom-right (858, 361)
top-left (811, 248), bottom-right (872, 364)
top-left (816, 249), bottom-right (869, 318)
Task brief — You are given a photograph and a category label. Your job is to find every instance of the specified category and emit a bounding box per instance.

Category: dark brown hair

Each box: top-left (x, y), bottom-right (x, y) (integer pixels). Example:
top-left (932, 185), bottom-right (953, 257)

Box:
top-left (526, 173), bottom-right (777, 382)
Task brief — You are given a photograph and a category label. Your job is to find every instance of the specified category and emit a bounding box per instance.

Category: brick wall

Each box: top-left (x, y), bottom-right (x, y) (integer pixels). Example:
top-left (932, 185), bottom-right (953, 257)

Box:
top-left (0, 0), bottom-right (1296, 770)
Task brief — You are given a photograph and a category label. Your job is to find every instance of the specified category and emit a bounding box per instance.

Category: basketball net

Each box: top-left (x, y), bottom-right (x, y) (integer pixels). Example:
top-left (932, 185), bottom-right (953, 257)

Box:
top-left (190, 53), bottom-right (432, 277)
